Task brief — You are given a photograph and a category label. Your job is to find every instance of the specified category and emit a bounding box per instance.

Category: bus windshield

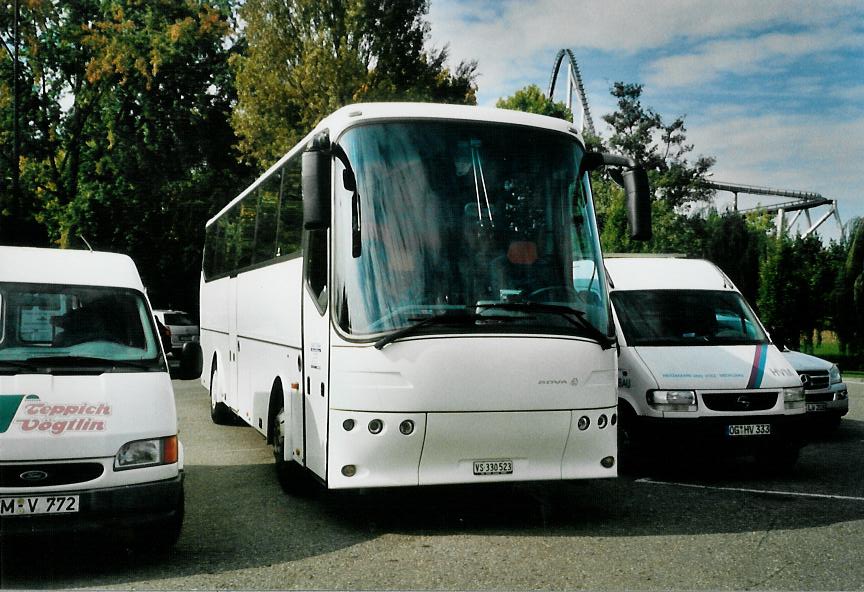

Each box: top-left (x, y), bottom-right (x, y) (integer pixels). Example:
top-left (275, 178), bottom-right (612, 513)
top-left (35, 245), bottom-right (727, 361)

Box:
top-left (611, 289), bottom-right (769, 347)
top-left (0, 282), bottom-right (163, 372)
top-left (333, 120), bottom-right (608, 341)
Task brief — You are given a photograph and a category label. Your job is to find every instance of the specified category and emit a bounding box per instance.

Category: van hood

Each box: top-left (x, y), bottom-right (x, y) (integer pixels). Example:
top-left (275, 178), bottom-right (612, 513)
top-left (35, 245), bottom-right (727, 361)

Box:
top-left (633, 344), bottom-right (799, 390)
top-left (781, 350), bottom-right (833, 372)
top-left (0, 372), bottom-right (176, 461)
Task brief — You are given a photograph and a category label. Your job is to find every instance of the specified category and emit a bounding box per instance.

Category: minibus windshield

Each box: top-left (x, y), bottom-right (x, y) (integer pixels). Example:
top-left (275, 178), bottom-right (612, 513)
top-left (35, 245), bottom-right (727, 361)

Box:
top-left (0, 282), bottom-right (163, 372)
top-left (332, 120), bottom-right (608, 342)
top-left (611, 289), bottom-right (769, 347)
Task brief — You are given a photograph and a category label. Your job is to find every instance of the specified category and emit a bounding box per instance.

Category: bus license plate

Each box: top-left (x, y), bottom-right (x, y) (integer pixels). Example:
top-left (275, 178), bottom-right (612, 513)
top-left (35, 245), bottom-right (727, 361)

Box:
top-left (0, 495), bottom-right (79, 516)
top-left (726, 424), bottom-right (771, 437)
top-left (473, 460), bottom-right (513, 476)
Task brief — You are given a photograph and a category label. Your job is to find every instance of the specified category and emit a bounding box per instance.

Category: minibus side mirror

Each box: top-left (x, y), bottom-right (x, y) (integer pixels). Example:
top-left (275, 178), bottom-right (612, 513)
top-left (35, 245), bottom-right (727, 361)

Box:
top-left (583, 152), bottom-right (652, 241)
top-left (176, 342), bottom-right (203, 381)
top-left (302, 147), bottom-right (332, 230)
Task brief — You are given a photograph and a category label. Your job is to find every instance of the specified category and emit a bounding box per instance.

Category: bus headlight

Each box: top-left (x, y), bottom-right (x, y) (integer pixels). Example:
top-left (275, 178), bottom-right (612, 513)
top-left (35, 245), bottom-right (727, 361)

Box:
top-left (783, 387), bottom-right (805, 410)
top-left (829, 364), bottom-right (842, 385)
top-left (114, 435), bottom-right (178, 470)
top-left (647, 390), bottom-right (697, 411)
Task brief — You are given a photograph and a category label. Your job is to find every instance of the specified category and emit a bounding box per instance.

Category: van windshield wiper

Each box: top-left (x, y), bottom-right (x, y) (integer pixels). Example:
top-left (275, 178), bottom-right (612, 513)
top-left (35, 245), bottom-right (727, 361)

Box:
top-left (0, 359), bottom-right (41, 373)
top-left (476, 302), bottom-right (615, 350)
top-left (373, 310), bottom-right (513, 350)
top-left (25, 355), bottom-right (155, 370)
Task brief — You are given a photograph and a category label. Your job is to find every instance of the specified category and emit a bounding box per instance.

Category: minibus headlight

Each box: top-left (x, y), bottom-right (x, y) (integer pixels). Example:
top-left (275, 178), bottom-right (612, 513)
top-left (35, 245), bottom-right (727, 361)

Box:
top-left (114, 435), bottom-right (178, 470)
top-left (829, 364), bottom-right (842, 385)
top-left (783, 387), bottom-right (805, 409)
top-left (647, 390), bottom-right (697, 411)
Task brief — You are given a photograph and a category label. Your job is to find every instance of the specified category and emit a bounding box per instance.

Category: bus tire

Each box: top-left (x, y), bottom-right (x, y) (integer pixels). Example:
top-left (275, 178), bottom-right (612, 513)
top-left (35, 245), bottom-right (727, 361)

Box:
top-left (209, 367), bottom-right (233, 425)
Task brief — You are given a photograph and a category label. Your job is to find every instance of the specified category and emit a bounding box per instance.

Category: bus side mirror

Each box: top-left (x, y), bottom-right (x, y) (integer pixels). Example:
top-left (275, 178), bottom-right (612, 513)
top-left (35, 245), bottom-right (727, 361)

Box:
top-left (584, 152), bottom-right (652, 241)
top-left (622, 167), bottom-right (651, 241)
top-left (302, 149), bottom-right (331, 230)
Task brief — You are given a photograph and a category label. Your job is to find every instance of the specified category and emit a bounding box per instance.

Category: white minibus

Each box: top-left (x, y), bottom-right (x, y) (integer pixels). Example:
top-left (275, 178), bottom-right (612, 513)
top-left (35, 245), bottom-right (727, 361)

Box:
top-left (0, 247), bottom-right (201, 544)
top-left (605, 256), bottom-right (806, 468)
top-left (200, 102), bottom-right (651, 490)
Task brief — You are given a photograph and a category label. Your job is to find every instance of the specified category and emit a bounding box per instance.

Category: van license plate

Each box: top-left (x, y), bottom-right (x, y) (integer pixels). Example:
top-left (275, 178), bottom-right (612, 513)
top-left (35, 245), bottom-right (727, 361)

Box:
top-left (806, 403), bottom-right (827, 412)
top-left (473, 460), bottom-right (513, 475)
top-left (0, 495), bottom-right (79, 516)
top-left (726, 424), bottom-right (771, 436)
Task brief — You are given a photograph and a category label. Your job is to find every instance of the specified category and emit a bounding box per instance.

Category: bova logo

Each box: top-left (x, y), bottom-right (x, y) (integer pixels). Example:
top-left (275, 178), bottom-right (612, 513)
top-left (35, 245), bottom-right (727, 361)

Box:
top-left (0, 394), bottom-right (39, 434)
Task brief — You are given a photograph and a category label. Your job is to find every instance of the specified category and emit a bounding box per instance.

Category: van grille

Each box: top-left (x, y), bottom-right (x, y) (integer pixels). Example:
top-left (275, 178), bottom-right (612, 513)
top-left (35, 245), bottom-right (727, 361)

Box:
top-left (798, 370), bottom-right (830, 391)
top-left (0, 463), bottom-right (104, 487)
top-left (701, 392), bottom-right (778, 412)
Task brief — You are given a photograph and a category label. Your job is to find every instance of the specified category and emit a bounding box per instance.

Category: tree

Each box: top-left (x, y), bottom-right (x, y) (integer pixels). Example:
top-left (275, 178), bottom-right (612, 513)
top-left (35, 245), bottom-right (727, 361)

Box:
top-left (496, 84), bottom-right (572, 121)
top-left (0, 0), bottom-right (249, 312)
top-left (232, 0), bottom-right (478, 167)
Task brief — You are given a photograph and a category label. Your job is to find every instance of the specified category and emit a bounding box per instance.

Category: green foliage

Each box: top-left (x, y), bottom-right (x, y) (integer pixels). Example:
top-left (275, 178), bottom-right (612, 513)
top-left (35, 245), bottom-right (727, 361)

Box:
top-left (495, 85), bottom-right (572, 121)
top-left (0, 0), bottom-right (251, 311)
top-left (232, 0), bottom-right (478, 167)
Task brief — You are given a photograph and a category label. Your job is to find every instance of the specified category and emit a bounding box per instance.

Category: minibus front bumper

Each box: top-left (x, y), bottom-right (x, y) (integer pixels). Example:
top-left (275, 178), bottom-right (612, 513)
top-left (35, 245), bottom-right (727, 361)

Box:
top-left (0, 473), bottom-right (183, 538)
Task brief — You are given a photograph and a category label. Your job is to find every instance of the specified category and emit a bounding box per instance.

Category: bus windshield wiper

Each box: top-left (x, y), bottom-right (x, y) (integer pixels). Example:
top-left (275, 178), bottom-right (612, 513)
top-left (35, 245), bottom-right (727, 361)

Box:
top-left (374, 311), bottom-right (483, 350)
top-left (476, 302), bottom-right (615, 350)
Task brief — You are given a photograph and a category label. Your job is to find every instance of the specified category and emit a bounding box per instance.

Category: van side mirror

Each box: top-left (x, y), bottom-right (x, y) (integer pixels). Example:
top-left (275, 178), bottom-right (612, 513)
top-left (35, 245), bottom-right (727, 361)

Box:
top-left (583, 152), bottom-right (652, 241)
top-left (302, 141), bottom-right (332, 230)
top-left (176, 342), bottom-right (203, 381)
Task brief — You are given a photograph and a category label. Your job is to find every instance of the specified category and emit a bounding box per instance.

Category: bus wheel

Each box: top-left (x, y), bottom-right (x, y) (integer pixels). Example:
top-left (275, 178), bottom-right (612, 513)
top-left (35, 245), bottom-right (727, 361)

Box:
top-left (273, 405), bottom-right (308, 495)
top-left (210, 368), bottom-right (233, 425)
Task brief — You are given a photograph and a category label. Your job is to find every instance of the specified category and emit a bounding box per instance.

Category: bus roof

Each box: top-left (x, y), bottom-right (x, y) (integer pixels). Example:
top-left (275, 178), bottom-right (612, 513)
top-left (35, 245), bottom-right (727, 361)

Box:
top-left (207, 102), bottom-right (584, 227)
top-left (0, 246), bottom-right (145, 291)
top-left (605, 257), bottom-right (737, 292)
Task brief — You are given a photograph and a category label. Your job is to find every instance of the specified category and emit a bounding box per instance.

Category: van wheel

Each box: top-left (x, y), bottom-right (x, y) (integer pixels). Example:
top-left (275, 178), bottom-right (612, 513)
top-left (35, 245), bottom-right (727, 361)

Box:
top-left (210, 368), bottom-right (233, 425)
top-left (128, 489), bottom-right (184, 553)
top-left (272, 404), bottom-right (310, 495)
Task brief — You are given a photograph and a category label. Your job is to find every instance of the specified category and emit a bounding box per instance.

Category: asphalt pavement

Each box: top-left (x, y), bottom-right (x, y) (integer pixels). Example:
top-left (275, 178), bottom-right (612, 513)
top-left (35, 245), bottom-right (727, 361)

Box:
top-left (2, 379), bottom-right (863, 590)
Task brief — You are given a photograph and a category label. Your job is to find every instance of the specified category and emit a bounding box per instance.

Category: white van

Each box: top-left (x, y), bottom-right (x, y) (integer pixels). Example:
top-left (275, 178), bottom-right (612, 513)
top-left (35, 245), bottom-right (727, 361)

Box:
top-left (0, 247), bottom-right (201, 544)
top-left (605, 256), bottom-right (806, 468)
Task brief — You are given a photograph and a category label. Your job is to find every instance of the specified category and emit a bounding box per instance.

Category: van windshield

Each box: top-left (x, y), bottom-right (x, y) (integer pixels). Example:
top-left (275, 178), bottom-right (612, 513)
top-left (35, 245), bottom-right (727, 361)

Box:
top-left (611, 289), bottom-right (769, 347)
top-left (0, 282), bottom-right (164, 373)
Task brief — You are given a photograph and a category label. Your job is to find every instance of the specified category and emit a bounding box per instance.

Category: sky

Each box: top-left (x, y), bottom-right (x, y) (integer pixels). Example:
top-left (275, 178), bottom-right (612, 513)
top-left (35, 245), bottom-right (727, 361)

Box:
top-left (428, 0), bottom-right (864, 242)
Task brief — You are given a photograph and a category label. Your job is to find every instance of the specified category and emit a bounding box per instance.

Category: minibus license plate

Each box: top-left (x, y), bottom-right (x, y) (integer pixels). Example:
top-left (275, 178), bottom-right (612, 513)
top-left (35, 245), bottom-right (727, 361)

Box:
top-left (0, 495), bottom-right (79, 516)
top-left (726, 424), bottom-right (771, 437)
top-left (473, 460), bottom-right (513, 475)
top-left (806, 403), bottom-right (827, 412)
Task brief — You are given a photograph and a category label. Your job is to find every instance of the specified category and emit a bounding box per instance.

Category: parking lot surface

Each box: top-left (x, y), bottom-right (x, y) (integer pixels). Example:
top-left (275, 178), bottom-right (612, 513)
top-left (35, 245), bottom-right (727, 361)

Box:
top-left (2, 380), bottom-right (863, 590)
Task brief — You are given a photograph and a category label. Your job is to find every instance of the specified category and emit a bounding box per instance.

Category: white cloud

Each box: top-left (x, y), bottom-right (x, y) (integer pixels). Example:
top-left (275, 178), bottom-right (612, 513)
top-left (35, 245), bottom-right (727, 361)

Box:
top-left (645, 28), bottom-right (864, 87)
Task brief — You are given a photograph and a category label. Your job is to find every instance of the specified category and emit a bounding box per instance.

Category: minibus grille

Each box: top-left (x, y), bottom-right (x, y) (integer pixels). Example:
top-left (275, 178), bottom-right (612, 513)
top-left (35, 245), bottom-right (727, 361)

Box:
top-left (701, 392), bottom-right (778, 412)
top-left (0, 463), bottom-right (104, 487)
top-left (798, 370), bottom-right (830, 391)
top-left (805, 391), bottom-right (835, 403)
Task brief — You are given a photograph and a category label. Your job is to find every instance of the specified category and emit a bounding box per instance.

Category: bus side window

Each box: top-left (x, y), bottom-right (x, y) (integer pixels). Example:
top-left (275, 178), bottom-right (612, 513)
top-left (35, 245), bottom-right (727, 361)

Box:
top-left (277, 157), bottom-right (303, 257)
top-left (254, 169), bottom-right (281, 263)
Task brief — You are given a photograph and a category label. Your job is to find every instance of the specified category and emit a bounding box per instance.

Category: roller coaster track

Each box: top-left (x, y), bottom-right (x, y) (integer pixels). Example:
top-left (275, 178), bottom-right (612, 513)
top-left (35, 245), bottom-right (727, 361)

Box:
top-left (547, 49), bottom-right (595, 136)
top-left (546, 49), bottom-right (843, 239)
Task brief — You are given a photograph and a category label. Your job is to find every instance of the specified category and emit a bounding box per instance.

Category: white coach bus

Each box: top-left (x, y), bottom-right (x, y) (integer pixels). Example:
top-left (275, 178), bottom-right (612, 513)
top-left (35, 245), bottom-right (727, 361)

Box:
top-left (200, 103), bottom-right (651, 490)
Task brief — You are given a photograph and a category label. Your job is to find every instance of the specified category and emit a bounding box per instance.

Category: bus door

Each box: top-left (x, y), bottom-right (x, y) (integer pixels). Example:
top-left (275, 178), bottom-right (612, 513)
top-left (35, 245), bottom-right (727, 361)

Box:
top-left (226, 275), bottom-right (240, 413)
top-left (301, 228), bottom-right (330, 479)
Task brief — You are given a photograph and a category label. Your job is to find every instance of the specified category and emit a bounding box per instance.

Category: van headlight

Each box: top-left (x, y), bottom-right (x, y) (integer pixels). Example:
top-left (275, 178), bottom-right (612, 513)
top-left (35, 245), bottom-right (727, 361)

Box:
top-left (647, 390), bottom-right (697, 411)
top-left (114, 435), bottom-right (178, 470)
top-left (782, 387), bottom-right (805, 410)
top-left (829, 364), bottom-right (842, 385)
